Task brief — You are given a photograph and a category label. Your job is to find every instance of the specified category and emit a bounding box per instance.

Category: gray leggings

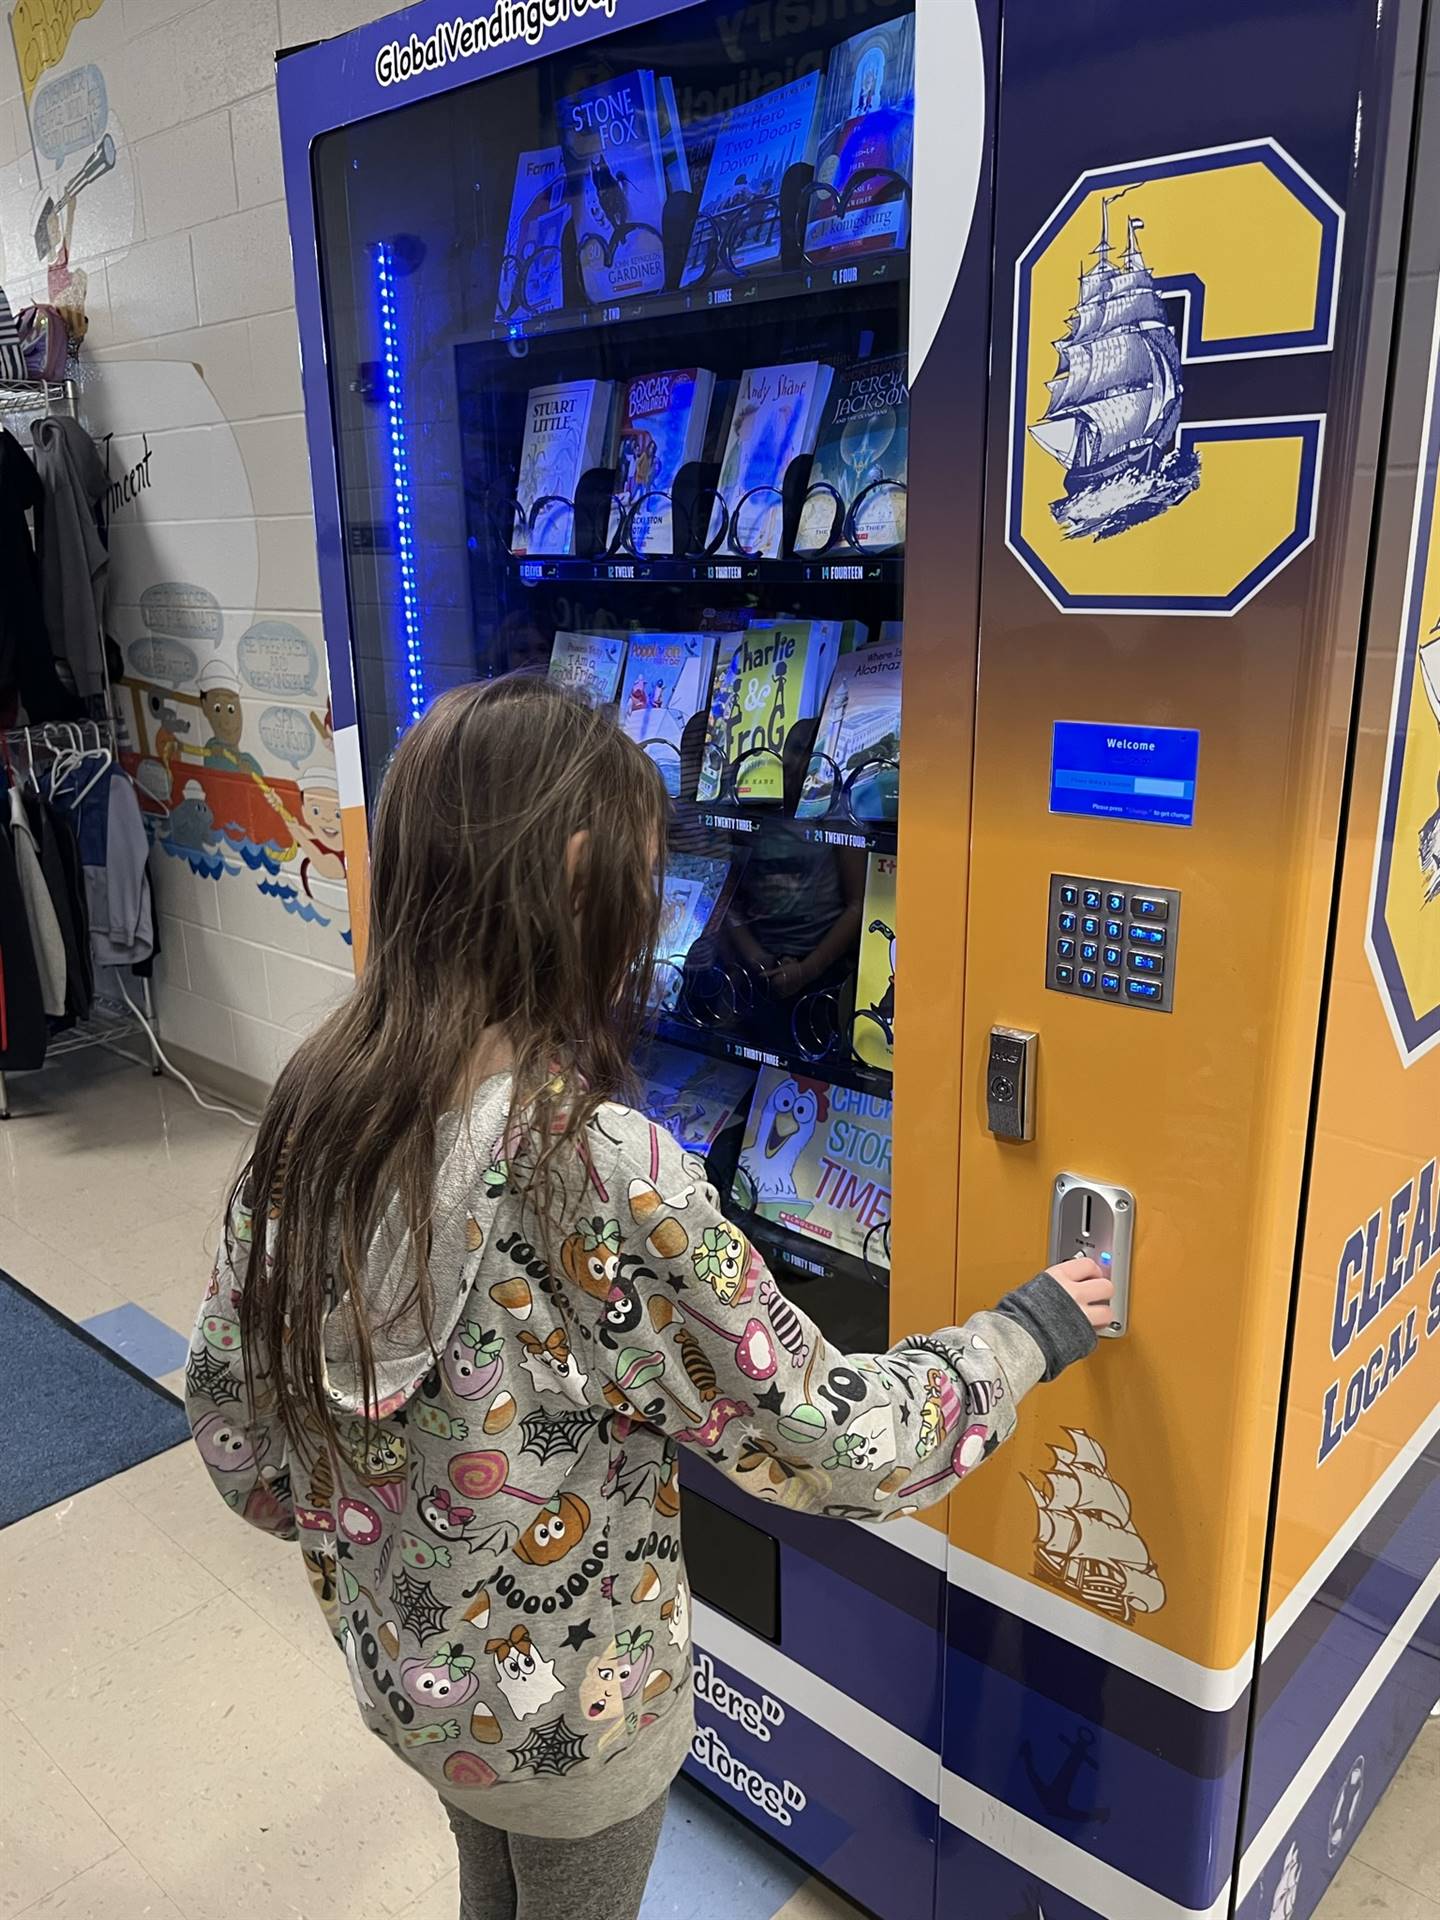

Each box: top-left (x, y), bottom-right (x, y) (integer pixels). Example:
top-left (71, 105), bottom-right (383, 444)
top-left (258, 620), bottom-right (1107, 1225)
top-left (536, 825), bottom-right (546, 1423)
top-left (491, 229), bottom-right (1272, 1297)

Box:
top-left (446, 1791), bottom-right (668, 1920)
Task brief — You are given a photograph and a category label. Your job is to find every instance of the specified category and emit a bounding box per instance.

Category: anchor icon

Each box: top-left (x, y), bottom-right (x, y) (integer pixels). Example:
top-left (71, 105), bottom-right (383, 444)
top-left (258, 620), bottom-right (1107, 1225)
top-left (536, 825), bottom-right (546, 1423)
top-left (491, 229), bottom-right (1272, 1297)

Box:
top-left (1021, 1725), bottom-right (1111, 1826)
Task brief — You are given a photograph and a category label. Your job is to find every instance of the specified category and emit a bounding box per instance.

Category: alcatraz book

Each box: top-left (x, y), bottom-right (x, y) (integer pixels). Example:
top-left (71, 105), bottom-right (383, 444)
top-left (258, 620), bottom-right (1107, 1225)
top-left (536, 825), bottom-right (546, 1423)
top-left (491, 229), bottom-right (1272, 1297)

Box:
top-left (515, 380), bottom-right (613, 556)
top-left (794, 354), bottom-right (910, 556)
top-left (795, 635), bottom-right (902, 820)
top-left (680, 70), bottom-right (823, 288)
top-left (558, 69), bottom-right (670, 305)
top-left (609, 368), bottom-right (716, 557)
top-left (804, 17), bottom-right (917, 262)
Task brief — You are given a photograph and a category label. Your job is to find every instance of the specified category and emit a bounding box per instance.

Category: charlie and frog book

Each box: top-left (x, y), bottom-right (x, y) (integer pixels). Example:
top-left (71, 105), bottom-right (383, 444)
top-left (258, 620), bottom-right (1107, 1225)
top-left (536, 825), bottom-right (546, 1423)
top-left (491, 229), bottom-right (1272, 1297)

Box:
top-left (711, 361), bottom-right (835, 559)
top-left (680, 70), bottom-right (823, 288)
top-left (609, 369), bottom-right (716, 557)
top-left (794, 354), bottom-right (909, 556)
top-left (804, 18), bottom-right (916, 262)
top-left (558, 69), bottom-right (671, 304)
top-left (736, 1068), bottom-right (893, 1268)
top-left (495, 148), bottom-right (571, 325)
top-left (696, 620), bottom-right (841, 805)
top-left (635, 1041), bottom-right (754, 1154)
top-left (620, 631), bottom-right (721, 794)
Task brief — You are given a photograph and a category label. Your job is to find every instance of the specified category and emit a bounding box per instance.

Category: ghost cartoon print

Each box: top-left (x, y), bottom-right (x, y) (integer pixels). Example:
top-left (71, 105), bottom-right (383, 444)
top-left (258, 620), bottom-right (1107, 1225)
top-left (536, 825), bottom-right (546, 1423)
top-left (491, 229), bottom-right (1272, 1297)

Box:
top-left (487, 1624), bottom-right (565, 1720)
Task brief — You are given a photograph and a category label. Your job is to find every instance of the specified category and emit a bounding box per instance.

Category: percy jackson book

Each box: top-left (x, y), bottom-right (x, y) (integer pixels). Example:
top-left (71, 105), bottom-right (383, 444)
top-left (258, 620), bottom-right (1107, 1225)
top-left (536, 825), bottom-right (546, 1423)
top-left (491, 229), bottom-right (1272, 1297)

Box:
top-left (804, 17), bottom-right (917, 262)
top-left (736, 1068), bottom-right (893, 1268)
top-left (794, 354), bottom-right (909, 556)
top-left (609, 368), bottom-right (716, 557)
top-left (680, 70), bottom-right (823, 288)
top-left (494, 147), bottom-right (571, 325)
top-left (558, 69), bottom-right (671, 305)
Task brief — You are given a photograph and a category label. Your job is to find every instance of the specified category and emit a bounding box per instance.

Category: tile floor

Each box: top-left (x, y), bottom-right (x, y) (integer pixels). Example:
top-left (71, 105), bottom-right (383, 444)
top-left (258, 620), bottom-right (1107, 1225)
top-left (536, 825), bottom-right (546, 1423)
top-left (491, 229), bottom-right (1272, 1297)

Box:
top-left (0, 1049), bottom-right (1436, 1920)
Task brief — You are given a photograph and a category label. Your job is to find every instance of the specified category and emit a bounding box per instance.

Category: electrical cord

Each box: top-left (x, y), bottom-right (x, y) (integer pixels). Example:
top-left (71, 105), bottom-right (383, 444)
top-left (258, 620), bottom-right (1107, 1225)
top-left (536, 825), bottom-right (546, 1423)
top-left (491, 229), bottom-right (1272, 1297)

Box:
top-left (116, 980), bottom-right (258, 1129)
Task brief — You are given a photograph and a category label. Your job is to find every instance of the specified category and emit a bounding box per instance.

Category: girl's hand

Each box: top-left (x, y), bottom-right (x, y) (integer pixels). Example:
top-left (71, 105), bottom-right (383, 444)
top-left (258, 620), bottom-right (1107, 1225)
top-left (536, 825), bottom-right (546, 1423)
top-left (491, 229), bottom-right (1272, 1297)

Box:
top-left (1046, 1256), bottom-right (1114, 1331)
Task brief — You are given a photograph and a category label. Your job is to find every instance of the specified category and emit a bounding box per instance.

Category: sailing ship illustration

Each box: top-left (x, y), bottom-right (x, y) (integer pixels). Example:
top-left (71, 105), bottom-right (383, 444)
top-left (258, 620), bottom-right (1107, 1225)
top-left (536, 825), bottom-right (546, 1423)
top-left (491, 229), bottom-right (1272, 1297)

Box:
top-left (1028, 1429), bottom-right (1167, 1622)
top-left (1030, 193), bottom-right (1200, 541)
top-left (1267, 1842), bottom-right (1303, 1920)
top-left (1420, 629), bottom-right (1440, 903)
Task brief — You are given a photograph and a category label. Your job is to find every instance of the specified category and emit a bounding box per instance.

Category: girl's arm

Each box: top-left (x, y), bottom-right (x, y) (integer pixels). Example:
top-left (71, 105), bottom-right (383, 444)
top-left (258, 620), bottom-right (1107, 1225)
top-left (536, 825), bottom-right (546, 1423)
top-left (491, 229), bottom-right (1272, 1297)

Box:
top-left (184, 1200), bottom-right (298, 1540)
top-left (593, 1114), bottom-right (1103, 1520)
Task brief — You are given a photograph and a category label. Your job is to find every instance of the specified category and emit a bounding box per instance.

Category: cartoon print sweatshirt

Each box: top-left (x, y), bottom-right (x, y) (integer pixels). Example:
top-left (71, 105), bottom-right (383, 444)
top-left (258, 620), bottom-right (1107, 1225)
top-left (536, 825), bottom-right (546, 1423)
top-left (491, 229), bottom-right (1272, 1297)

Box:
top-left (186, 1075), bottom-right (1094, 1839)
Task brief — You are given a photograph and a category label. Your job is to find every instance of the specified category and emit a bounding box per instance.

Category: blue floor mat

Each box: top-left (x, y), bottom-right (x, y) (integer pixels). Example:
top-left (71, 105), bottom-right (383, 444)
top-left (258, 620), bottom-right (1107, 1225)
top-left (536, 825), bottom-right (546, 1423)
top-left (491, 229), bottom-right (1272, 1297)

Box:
top-left (0, 1270), bottom-right (191, 1527)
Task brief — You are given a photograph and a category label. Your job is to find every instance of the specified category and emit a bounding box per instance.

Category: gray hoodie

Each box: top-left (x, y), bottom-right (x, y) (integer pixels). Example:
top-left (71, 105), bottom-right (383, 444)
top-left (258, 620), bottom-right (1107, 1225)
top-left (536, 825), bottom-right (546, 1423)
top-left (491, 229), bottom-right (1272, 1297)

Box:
top-left (187, 1078), bottom-right (1093, 1838)
top-left (29, 415), bottom-right (108, 697)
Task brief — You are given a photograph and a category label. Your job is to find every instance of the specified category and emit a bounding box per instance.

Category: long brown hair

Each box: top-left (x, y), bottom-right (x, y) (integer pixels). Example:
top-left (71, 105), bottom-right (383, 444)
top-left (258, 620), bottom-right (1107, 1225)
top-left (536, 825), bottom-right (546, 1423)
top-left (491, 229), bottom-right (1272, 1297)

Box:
top-left (234, 676), bottom-right (667, 1451)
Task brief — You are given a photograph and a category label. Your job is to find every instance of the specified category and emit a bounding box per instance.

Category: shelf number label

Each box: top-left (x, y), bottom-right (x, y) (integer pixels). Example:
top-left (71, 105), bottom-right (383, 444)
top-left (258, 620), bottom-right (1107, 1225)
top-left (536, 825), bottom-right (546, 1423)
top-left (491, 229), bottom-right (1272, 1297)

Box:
top-left (608, 565), bottom-right (635, 580)
top-left (708, 565), bottom-right (741, 581)
top-left (603, 306), bottom-right (621, 322)
top-left (833, 267), bottom-right (859, 287)
top-left (709, 288), bottom-right (733, 306)
top-left (823, 565), bottom-right (863, 582)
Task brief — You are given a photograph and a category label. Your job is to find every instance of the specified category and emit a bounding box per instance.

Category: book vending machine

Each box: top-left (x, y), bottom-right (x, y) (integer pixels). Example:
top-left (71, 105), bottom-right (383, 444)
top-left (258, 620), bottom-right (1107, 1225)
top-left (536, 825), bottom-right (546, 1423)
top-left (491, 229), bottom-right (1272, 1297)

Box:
top-left (277, 2), bottom-right (1440, 1917)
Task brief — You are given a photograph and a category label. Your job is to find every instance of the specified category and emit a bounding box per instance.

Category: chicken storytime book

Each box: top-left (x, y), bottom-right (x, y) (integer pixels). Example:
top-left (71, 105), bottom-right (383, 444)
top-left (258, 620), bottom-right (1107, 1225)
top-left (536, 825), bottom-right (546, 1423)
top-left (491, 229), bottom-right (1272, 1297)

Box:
top-left (495, 147), bottom-right (571, 325)
top-left (794, 354), bottom-right (910, 556)
top-left (547, 631), bottom-right (626, 706)
top-left (516, 381), bottom-right (614, 555)
top-left (736, 1068), bottom-right (893, 1268)
top-left (803, 18), bottom-right (917, 262)
top-left (620, 631), bottom-right (721, 794)
top-left (795, 635), bottom-right (902, 820)
top-left (696, 620), bottom-right (842, 805)
top-left (635, 1041), bottom-right (754, 1154)
top-left (609, 369), bottom-right (716, 557)
top-left (711, 362), bottom-right (835, 559)
top-left (653, 852), bottom-right (733, 1010)
top-left (852, 855), bottom-right (897, 1072)
top-left (680, 70), bottom-right (823, 288)
top-left (558, 70), bottom-right (670, 304)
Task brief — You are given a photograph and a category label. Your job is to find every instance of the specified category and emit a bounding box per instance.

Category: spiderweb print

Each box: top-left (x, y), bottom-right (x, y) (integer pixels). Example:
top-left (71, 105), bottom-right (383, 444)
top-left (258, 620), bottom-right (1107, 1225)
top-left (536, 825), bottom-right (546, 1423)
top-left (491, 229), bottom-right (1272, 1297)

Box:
top-left (509, 1715), bottom-right (587, 1778)
top-left (519, 1407), bottom-right (595, 1464)
top-left (185, 1346), bottom-right (242, 1405)
top-left (389, 1569), bottom-right (449, 1640)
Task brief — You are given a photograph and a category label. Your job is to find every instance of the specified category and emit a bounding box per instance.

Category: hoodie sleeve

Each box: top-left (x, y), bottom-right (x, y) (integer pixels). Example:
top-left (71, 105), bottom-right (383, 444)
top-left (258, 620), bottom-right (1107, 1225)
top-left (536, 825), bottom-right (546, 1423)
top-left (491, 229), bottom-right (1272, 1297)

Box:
top-left (580, 1110), bottom-right (1094, 1521)
top-left (184, 1193), bottom-right (298, 1540)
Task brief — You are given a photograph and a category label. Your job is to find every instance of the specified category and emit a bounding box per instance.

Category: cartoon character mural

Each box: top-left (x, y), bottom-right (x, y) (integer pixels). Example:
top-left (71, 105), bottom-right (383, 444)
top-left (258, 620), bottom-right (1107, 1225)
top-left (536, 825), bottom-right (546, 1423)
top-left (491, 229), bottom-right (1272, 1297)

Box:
top-left (737, 1077), bottom-right (822, 1208)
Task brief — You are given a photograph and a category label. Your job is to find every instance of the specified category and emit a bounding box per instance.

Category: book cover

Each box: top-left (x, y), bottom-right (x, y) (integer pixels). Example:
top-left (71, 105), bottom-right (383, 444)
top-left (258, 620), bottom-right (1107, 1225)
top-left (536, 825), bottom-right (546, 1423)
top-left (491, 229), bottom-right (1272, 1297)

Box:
top-left (653, 852), bottom-right (733, 1010)
top-left (635, 1040), bottom-right (754, 1154)
top-left (495, 147), bottom-right (571, 325)
top-left (852, 855), bottom-right (897, 1072)
top-left (680, 71), bottom-right (822, 287)
top-left (804, 19), bottom-right (916, 262)
top-left (558, 70), bottom-right (669, 304)
top-left (794, 354), bottom-right (910, 556)
top-left (516, 380), bottom-right (613, 555)
top-left (711, 362), bottom-right (835, 559)
top-left (548, 631), bottom-right (627, 705)
top-left (696, 621), bottom-right (839, 805)
top-left (621, 631), bottom-right (720, 795)
top-left (609, 369), bottom-right (716, 557)
top-left (795, 636), bottom-right (902, 820)
top-left (656, 76), bottom-right (692, 195)
top-left (735, 1068), bottom-right (893, 1268)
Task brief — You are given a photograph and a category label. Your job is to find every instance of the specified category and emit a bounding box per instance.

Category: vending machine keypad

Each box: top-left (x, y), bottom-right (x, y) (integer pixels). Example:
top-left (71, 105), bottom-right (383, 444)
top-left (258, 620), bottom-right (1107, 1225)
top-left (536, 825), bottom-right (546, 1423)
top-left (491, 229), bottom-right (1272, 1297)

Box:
top-left (1047, 876), bottom-right (1181, 1012)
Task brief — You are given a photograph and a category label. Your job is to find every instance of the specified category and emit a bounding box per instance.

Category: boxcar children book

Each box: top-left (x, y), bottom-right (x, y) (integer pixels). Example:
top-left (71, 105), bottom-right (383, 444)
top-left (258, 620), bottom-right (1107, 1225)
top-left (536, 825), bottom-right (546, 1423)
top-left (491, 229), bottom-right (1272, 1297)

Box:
top-left (795, 354), bottom-right (910, 556)
top-left (804, 18), bottom-right (917, 262)
top-left (736, 1068), bottom-right (893, 1268)
top-left (609, 369), bottom-right (716, 557)
top-left (559, 69), bottom-right (671, 304)
top-left (680, 71), bottom-right (823, 288)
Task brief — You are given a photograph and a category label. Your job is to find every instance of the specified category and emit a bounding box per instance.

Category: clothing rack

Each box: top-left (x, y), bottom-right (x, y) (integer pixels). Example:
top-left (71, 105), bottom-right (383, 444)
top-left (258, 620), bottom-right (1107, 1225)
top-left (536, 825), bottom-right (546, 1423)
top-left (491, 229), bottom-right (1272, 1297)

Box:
top-left (0, 374), bottom-right (79, 419)
top-left (0, 716), bottom-right (162, 1120)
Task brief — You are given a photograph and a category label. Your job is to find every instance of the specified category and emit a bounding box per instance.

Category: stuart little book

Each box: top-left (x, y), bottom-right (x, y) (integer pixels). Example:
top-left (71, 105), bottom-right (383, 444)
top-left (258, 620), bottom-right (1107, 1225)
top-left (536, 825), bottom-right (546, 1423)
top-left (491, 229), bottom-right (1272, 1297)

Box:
top-left (547, 631), bottom-right (626, 706)
top-left (635, 1041), bottom-right (755, 1154)
top-left (804, 18), bottom-right (916, 262)
top-left (853, 855), bottom-right (897, 1072)
top-left (711, 362), bottom-right (835, 559)
top-left (794, 355), bottom-right (910, 556)
top-left (609, 369), bottom-right (716, 557)
top-left (620, 631), bottom-right (720, 795)
top-left (795, 635), bottom-right (902, 820)
top-left (516, 381), bottom-right (613, 555)
top-left (558, 70), bottom-right (670, 304)
top-left (736, 1069), bottom-right (893, 1268)
top-left (680, 71), bottom-right (823, 288)
top-left (494, 148), bottom-right (571, 325)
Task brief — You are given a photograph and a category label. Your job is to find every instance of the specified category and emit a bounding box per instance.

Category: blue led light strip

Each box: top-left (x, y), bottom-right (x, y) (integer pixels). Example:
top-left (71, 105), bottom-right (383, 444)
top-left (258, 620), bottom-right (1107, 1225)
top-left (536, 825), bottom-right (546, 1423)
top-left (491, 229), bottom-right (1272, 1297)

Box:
top-left (374, 241), bottom-right (424, 725)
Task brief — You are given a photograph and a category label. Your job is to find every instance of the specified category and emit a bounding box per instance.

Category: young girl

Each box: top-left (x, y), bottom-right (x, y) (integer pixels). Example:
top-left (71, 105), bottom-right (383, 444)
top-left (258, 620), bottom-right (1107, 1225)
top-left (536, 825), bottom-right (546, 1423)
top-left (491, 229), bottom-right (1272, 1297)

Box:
top-left (187, 677), bottom-right (1110, 1920)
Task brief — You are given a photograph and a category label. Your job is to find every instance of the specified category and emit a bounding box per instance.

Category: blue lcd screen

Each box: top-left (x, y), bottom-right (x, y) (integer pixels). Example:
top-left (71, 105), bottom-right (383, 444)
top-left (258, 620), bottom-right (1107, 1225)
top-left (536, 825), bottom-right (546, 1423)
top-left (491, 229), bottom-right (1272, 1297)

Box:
top-left (1050, 721), bottom-right (1200, 827)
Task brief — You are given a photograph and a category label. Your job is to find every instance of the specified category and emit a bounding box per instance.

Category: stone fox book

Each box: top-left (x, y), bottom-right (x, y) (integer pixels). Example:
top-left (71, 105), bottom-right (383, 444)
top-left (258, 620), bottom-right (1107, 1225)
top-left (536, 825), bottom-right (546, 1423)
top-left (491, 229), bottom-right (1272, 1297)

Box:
top-left (795, 354), bottom-right (909, 556)
top-left (711, 361), bottom-right (836, 560)
top-left (515, 380), bottom-right (613, 555)
top-left (804, 18), bottom-right (917, 262)
top-left (495, 147), bottom-right (570, 324)
top-left (558, 70), bottom-right (671, 305)
top-left (620, 631), bottom-right (721, 795)
top-left (736, 1068), bottom-right (893, 1268)
top-left (680, 70), bottom-right (823, 288)
top-left (697, 620), bottom-right (842, 805)
top-left (609, 368), bottom-right (716, 557)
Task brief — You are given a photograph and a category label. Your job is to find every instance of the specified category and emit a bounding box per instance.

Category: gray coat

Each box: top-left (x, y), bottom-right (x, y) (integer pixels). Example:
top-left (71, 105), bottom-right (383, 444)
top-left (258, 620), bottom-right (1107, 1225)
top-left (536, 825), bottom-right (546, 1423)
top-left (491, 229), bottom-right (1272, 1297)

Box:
top-left (30, 415), bottom-right (108, 697)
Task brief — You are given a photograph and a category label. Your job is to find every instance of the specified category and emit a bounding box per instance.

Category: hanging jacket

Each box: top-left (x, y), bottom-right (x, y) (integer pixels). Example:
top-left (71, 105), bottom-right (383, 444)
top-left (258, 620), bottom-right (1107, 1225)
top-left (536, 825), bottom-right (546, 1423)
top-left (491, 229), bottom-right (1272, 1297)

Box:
top-left (29, 416), bottom-right (108, 699)
top-left (27, 786), bottom-right (89, 1024)
top-left (87, 769), bottom-right (153, 970)
top-left (10, 783), bottom-right (66, 1017)
top-left (0, 820), bottom-right (46, 1070)
top-left (42, 793), bottom-right (92, 1017)
top-left (0, 428), bottom-right (75, 724)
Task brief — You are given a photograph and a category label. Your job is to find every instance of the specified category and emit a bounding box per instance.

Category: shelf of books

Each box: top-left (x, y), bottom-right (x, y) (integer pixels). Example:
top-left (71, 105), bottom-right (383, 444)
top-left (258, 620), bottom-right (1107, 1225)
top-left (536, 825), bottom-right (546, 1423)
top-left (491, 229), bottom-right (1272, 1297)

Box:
top-left (317, 2), bottom-right (916, 1351)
